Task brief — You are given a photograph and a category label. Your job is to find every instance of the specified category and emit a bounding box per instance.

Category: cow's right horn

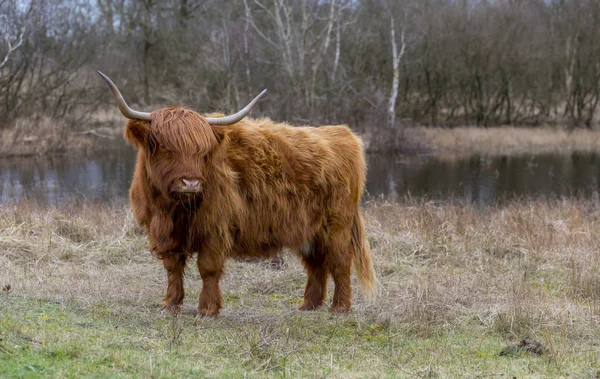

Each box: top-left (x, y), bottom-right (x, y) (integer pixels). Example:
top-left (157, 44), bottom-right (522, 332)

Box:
top-left (205, 89), bottom-right (267, 126)
top-left (98, 71), bottom-right (152, 121)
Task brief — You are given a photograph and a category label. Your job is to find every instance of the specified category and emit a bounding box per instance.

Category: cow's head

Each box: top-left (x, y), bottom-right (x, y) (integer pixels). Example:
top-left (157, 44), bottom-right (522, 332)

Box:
top-left (98, 71), bottom-right (266, 199)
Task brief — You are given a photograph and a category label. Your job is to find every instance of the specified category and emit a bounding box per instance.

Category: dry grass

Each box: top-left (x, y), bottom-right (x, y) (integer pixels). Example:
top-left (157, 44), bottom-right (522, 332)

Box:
top-left (366, 199), bottom-right (600, 333)
top-left (1, 199), bottom-right (599, 376)
top-left (0, 112), bottom-right (123, 157)
top-left (399, 126), bottom-right (600, 156)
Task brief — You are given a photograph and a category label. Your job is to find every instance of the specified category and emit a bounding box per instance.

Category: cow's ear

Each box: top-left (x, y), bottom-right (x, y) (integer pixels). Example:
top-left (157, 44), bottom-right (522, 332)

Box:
top-left (124, 119), bottom-right (151, 148)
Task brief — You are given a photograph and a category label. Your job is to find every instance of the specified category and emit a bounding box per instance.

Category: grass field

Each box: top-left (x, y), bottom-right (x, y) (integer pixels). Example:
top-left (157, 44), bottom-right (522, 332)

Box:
top-left (1, 199), bottom-right (599, 377)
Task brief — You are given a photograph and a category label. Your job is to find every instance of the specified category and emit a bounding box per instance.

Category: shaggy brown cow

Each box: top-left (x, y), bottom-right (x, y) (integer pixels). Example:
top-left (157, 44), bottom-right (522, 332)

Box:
top-left (99, 72), bottom-right (376, 316)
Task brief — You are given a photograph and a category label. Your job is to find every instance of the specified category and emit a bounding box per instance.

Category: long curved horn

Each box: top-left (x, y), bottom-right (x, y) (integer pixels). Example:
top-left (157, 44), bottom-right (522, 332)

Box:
top-left (97, 71), bottom-right (152, 121)
top-left (205, 89), bottom-right (267, 126)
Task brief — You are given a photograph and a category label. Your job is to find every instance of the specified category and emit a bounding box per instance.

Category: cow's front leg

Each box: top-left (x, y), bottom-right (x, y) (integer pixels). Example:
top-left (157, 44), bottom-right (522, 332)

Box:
top-left (160, 252), bottom-right (186, 313)
top-left (197, 254), bottom-right (224, 317)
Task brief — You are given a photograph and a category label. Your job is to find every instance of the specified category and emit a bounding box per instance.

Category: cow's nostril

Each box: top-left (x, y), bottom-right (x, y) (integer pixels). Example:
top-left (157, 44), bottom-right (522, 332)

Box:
top-left (182, 179), bottom-right (200, 187)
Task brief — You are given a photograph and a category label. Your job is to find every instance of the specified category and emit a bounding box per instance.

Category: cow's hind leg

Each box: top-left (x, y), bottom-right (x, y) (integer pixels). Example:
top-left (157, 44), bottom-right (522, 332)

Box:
top-left (160, 252), bottom-right (186, 313)
top-left (299, 242), bottom-right (328, 311)
top-left (197, 254), bottom-right (224, 317)
top-left (326, 232), bottom-right (353, 313)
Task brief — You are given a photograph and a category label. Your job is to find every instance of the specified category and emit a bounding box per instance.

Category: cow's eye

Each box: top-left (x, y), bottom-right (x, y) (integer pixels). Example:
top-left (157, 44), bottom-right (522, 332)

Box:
top-left (158, 144), bottom-right (172, 153)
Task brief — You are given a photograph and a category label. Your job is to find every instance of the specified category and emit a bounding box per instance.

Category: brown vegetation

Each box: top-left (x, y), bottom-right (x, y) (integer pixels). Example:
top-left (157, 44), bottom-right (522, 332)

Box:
top-left (0, 116), bottom-right (124, 157)
top-left (366, 125), bottom-right (600, 155)
top-left (0, 107), bottom-right (125, 157)
top-left (1, 198), bottom-right (598, 342)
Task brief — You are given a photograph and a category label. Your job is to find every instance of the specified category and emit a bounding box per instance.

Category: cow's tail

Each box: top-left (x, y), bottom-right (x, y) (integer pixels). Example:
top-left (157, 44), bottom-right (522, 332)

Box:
top-left (351, 207), bottom-right (377, 299)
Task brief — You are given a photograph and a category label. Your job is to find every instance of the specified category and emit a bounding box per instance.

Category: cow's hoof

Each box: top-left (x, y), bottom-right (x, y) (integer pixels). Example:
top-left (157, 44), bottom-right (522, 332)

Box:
top-left (160, 298), bottom-right (183, 314)
top-left (197, 308), bottom-right (220, 317)
top-left (298, 301), bottom-right (321, 311)
top-left (197, 312), bottom-right (219, 318)
top-left (330, 305), bottom-right (350, 313)
top-left (160, 304), bottom-right (181, 315)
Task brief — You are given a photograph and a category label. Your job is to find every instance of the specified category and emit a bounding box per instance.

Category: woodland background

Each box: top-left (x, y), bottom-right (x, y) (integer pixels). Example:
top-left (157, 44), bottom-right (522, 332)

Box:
top-left (1, 0), bottom-right (600, 133)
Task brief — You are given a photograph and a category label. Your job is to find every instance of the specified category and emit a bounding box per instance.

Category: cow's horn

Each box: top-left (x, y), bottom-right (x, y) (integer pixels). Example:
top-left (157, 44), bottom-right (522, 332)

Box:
top-left (97, 71), bottom-right (152, 121)
top-left (205, 89), bottom-right (267, 126)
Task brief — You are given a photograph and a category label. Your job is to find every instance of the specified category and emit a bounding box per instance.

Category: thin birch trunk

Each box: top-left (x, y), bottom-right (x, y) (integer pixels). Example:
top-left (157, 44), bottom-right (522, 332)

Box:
top-left (332, 18), bottom-right (341, 82)
top-left (0, 25), bottom-right (25, 71)
top-left (389, 16), bottom-right (405, 128)
top-left (309, 0), bottom-right (336, 111)
top-left (243, 0), bottom-right (253, 96)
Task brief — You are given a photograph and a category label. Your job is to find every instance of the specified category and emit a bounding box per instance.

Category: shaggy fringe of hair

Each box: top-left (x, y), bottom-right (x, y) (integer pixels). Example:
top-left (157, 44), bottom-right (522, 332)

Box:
top-left (151, 107), bottom-right (217, 154)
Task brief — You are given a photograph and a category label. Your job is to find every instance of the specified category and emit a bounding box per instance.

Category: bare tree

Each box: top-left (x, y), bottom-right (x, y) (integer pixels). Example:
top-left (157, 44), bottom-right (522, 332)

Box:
top-left (0, 25), bottom-right (25, 71)
top-left (2, 0), bottom-right (600, 136)
top-left (245, 0), bottom-right (345, 119)
top-left (243, 0), bottom-right (253, 96)
top-left (308, 0), bottom-right (335, 110)
top-left (388, 15), bottom-right (406, 128)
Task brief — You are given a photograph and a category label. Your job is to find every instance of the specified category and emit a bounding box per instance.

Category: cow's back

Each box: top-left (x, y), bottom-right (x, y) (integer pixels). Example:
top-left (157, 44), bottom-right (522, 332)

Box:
top-left (215, 119), bottom-right (366, 257)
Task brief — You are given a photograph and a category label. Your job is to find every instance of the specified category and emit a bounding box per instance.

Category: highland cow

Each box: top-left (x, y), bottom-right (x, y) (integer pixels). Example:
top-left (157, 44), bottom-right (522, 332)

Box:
top-left (99, 71), bottom-right (376, 316)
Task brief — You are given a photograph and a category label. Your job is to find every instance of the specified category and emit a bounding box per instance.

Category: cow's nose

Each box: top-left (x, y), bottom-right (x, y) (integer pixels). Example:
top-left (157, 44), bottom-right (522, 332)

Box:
top-left (182, 178), bottom-right (200, 188)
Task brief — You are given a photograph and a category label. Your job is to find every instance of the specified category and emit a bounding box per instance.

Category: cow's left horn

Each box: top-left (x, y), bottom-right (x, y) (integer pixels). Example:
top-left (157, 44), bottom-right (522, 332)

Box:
top-left (205, 89), bottom-right (267, 126)
top-left (97, 71), bottom-right (152, 121)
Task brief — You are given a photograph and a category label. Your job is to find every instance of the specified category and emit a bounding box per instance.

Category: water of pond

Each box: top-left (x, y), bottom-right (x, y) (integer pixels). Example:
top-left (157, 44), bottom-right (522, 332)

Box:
top-left (1, 141), bottom-right (600, 207)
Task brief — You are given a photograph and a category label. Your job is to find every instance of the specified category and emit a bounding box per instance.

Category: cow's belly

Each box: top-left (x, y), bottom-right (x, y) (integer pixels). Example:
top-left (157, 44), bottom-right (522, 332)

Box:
top-left (232, 215), bottom-right (321, 259)
top-left (231, 241), bottom-right (284, 259)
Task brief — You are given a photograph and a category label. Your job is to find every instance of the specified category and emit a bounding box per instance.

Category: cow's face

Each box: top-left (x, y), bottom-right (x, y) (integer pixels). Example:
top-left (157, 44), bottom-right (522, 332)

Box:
top-left (146, 138), bottom-right (208, 198)
top-left (125, 107), bottom-right (218, 199)
top-left (97, 72), bottom-right (265, 200)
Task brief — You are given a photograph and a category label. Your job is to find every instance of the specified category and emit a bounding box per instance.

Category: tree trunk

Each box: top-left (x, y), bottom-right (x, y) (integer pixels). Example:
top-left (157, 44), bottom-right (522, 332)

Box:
top-left (388, 16), bottom-right (405, 128)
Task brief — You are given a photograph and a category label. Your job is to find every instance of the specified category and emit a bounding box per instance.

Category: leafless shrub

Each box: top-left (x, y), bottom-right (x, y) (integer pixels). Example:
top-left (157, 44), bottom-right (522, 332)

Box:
top-left (3, 0), bottom-right (600, 153)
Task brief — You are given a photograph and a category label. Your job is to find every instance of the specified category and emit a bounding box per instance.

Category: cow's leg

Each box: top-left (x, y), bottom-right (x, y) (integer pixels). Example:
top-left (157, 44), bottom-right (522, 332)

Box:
top-left (326, 234), bottom-right (353, 313)
top-left (299, 259), bottom-right (328, 311)
top-left (197, 254), bottom-right (224, 317)
top-left (329, 256), bottom-right (352, 313)
top-left (299, 241), bottom-right (328, 310)
top-left (160, 252), bottom-right (186, 312)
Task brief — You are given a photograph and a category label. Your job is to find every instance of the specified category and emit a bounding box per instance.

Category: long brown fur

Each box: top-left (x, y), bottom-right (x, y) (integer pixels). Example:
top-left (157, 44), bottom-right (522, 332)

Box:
top-left (124, 107), bottom-right (376, 316)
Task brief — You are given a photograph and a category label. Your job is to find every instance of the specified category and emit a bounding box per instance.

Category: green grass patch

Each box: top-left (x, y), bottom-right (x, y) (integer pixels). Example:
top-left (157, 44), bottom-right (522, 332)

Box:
top-left (1, 295), bottom-right (598, 378)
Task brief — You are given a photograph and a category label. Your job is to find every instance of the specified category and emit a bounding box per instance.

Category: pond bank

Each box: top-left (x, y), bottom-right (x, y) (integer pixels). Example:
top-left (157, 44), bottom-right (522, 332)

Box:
top-left (4, 116), bottom-right (600, 158)
top-left (0, 113), bottom-right (122, 158)
top-left (383, 125), bottom-right (600, 156)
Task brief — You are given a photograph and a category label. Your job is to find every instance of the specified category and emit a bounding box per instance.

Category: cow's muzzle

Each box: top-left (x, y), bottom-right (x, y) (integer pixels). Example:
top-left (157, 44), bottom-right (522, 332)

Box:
top-left (174, 178), bottom-right (202, 194)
